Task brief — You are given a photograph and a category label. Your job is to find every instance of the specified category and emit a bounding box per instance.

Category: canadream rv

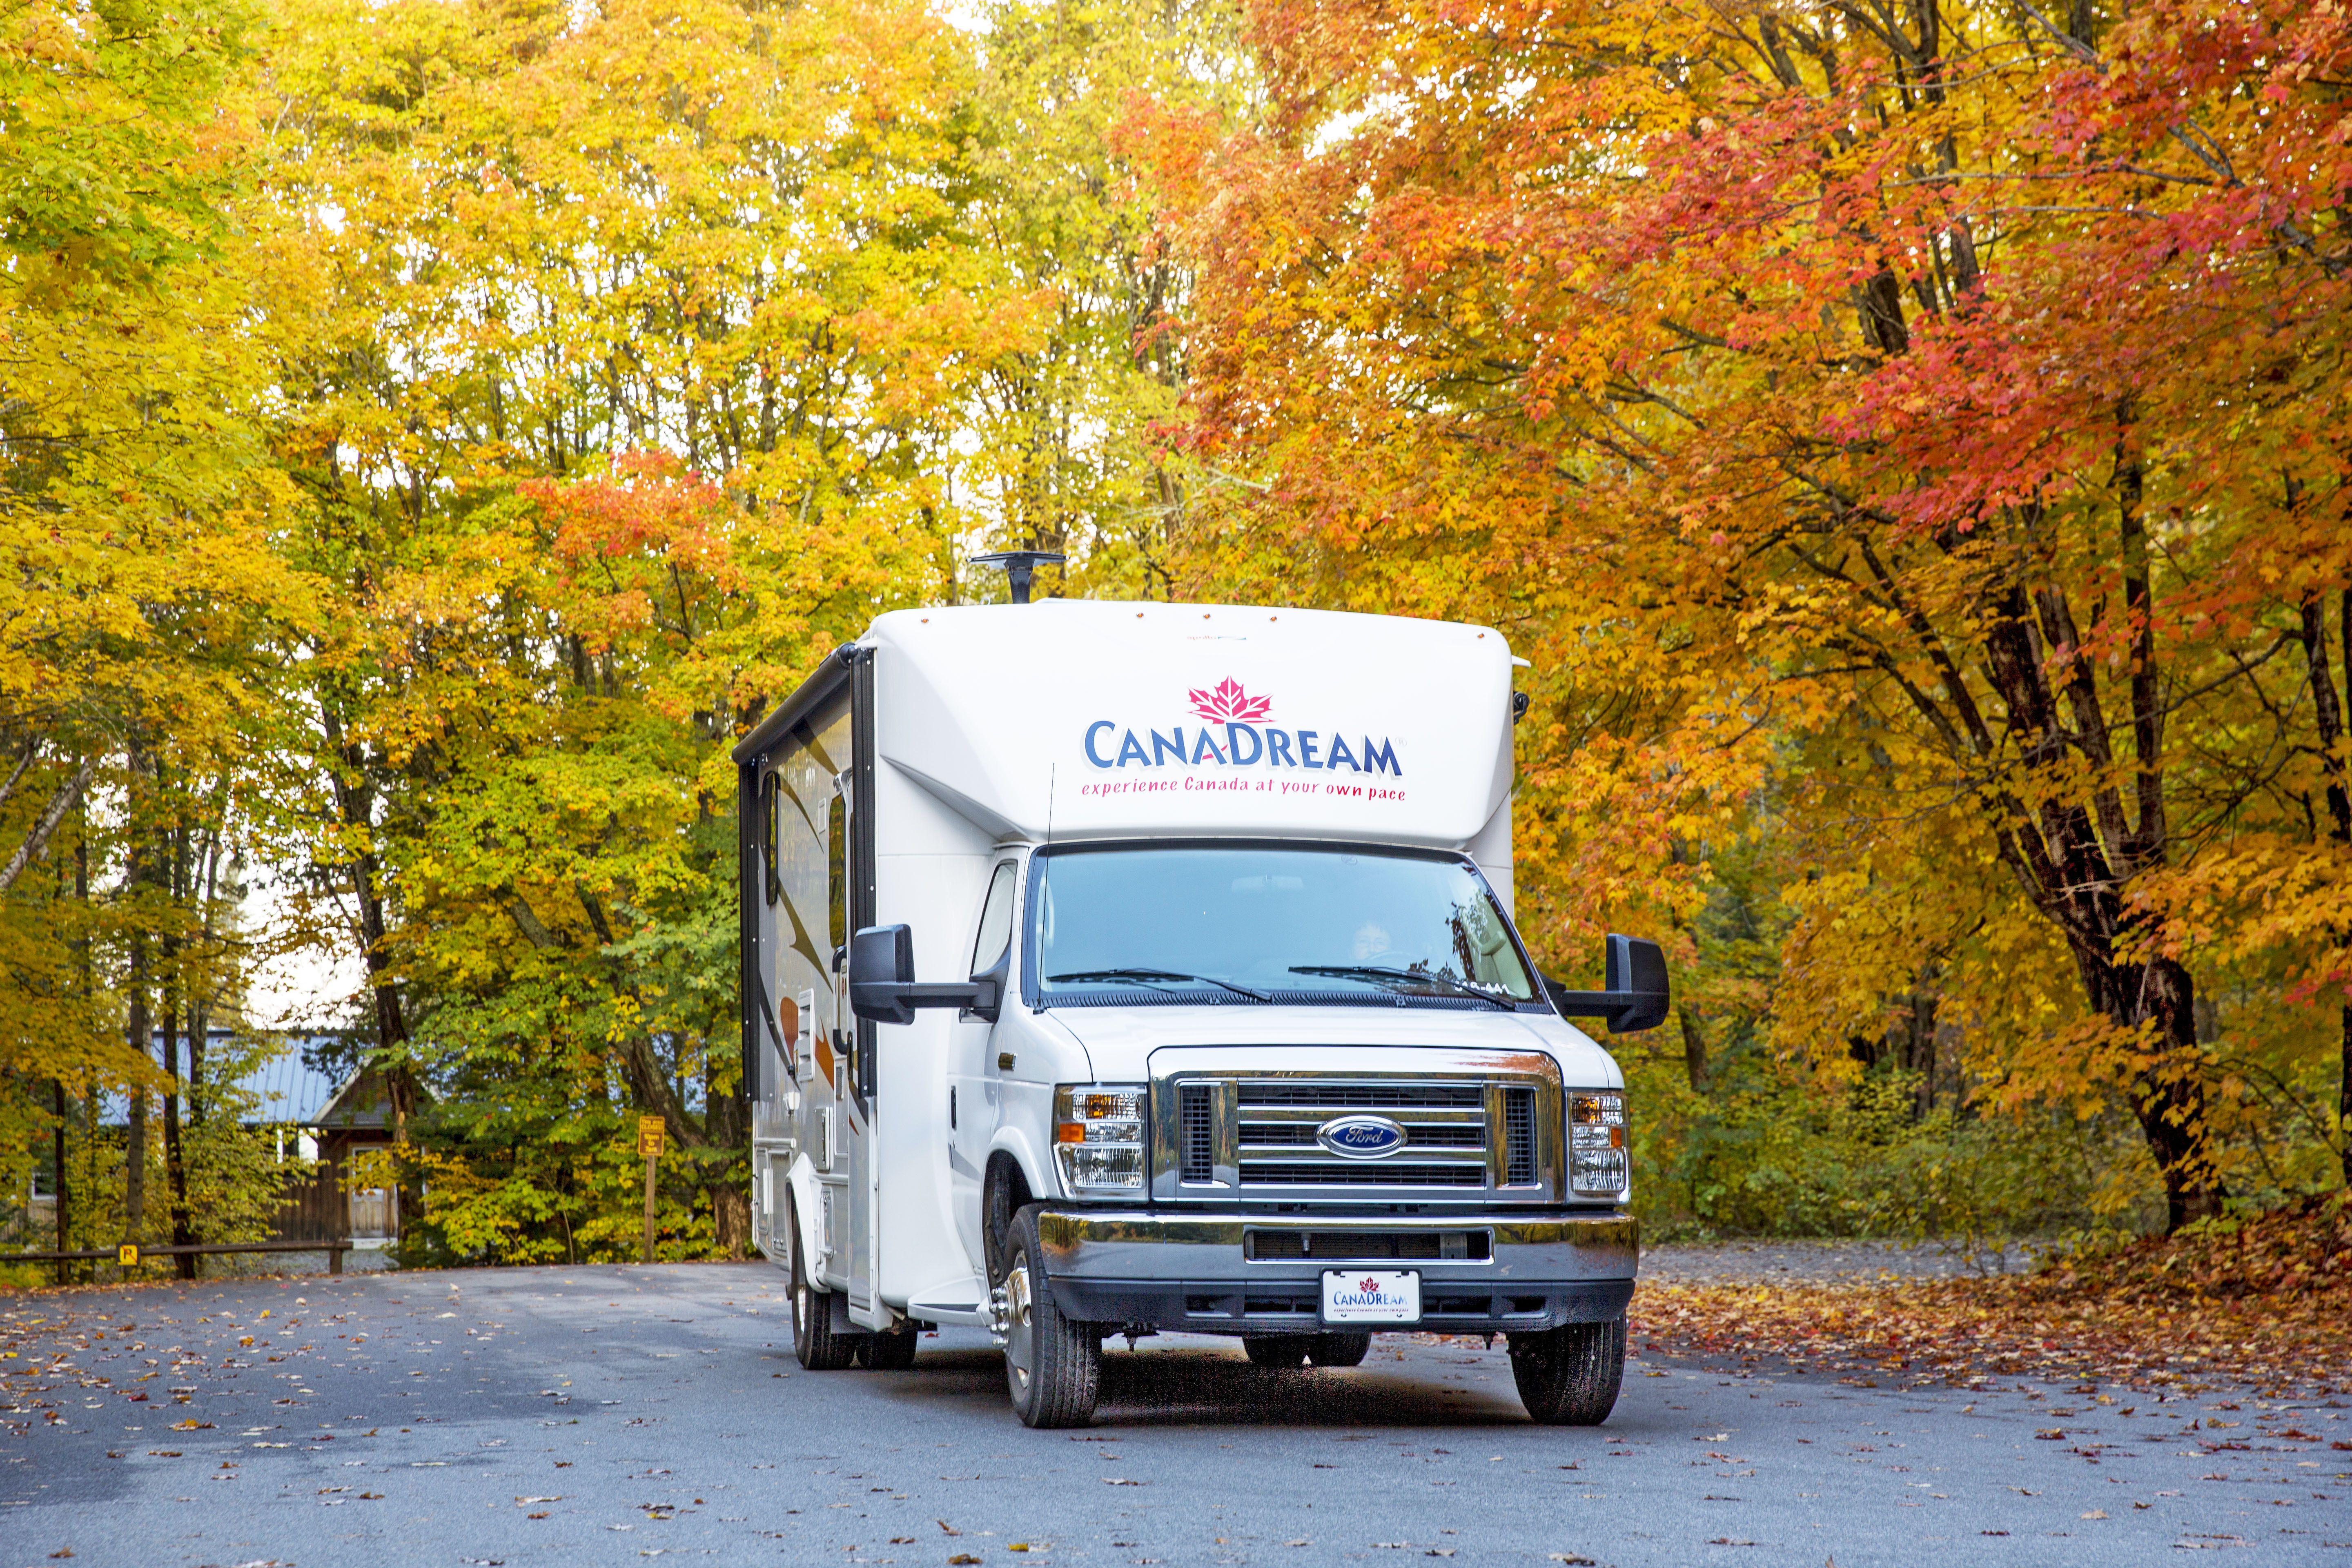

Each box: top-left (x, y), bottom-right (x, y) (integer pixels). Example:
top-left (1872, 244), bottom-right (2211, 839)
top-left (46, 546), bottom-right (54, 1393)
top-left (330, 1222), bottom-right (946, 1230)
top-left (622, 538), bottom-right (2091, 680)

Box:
top-left (732, 599), bottom-right (1664, 1428)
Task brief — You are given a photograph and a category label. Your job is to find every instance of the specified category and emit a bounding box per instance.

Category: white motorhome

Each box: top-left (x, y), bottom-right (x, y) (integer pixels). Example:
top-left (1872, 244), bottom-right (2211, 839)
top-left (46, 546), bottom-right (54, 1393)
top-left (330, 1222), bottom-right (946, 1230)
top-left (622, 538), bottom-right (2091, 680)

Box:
top-left (733, 598), bottom-right (1663, 1428)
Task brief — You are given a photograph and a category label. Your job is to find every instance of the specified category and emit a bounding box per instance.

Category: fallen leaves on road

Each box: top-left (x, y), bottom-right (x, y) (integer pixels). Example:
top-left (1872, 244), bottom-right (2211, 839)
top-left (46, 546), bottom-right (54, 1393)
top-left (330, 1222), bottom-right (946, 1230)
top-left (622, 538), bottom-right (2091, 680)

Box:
top-left (1634, 1194), bottom-right (2351, 1396)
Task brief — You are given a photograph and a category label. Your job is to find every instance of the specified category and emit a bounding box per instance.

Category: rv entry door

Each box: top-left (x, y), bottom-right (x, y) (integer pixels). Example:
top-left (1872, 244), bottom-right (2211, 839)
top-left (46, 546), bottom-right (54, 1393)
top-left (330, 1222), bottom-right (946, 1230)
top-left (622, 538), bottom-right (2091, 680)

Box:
top-left (831, 777), bottom-right (884, 1324)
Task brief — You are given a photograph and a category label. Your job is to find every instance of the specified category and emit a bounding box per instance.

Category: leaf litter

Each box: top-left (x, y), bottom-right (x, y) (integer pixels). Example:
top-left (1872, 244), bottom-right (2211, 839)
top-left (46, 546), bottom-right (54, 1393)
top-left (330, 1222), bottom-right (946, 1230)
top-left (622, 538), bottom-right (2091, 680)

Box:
top-left (1633, 1195), bottom-right (2351, 1396)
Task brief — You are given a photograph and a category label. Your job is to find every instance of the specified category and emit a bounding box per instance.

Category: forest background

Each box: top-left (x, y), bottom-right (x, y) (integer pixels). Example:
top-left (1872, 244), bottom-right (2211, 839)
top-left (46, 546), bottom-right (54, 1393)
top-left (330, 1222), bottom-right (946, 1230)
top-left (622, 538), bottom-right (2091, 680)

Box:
top-left (3, 0), bottom-right (2348, 1276)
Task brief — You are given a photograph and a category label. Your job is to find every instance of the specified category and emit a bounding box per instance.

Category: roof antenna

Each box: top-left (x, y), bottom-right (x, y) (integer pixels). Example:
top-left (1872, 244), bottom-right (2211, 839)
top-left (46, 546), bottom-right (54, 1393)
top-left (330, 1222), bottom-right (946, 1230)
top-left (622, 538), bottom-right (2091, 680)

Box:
top-left (971, 550), bottom-right (1066, 605)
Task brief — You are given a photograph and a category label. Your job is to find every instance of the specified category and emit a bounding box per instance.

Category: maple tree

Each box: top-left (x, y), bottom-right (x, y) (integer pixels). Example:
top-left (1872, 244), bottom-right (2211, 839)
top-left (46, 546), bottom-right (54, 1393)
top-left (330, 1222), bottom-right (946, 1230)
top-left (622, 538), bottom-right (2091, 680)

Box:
top-left (0, 0), bottom-right (318, 1269)
top-left (1157, 0), bottom-right (2352, 1225)
top-left (953, 0), bottom-right (1252, 600)
top-left (245, 0), bottom-right (1036, 1261)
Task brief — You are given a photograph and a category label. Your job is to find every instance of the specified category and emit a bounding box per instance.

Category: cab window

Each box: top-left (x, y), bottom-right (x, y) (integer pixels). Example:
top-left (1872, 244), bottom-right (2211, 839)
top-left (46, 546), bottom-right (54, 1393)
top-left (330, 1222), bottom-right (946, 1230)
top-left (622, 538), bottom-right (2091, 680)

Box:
top-left (970, 861), bottom-right (1018, 977)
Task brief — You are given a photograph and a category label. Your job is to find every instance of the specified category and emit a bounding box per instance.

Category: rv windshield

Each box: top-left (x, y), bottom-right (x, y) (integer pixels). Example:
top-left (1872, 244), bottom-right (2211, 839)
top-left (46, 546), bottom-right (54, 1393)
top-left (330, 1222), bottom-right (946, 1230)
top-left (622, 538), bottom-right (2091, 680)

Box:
top-left (1031, 845), bottom-right (1539, 1007)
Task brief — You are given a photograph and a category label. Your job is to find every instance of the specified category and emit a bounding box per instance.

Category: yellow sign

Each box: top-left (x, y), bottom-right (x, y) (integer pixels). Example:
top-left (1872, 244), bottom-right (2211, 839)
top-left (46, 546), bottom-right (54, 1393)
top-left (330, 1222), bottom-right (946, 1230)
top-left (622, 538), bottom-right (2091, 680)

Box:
top-left (117, 1243), bottom-right (139, 1267)
top-left (637, 1115), bottom-right (665, 1159)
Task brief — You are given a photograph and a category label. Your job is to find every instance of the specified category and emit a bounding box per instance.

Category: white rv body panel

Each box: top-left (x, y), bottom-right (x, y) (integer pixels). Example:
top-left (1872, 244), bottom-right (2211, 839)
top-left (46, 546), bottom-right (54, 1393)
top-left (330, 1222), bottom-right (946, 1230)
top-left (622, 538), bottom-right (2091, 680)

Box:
top-left (1042, 1004), bottom-right (1622, 1091)
top-left (867, 601), bottom-right (1516, 860)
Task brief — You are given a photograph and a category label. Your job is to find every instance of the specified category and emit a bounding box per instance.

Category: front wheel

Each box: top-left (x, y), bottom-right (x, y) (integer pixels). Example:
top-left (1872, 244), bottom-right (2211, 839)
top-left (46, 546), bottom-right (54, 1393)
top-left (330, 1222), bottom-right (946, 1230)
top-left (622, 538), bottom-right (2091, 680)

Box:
top-left (788, 1196), bottom-right (858, 1371)
top-left (1001, 1206), bottom-right (1100, 1428)
top-left (1508, 1316), bottom-right (1626, 1425)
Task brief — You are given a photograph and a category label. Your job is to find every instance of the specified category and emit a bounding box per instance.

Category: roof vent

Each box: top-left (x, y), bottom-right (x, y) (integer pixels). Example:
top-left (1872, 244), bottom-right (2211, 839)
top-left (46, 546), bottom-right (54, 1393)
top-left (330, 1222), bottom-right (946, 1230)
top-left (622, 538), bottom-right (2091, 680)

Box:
top-left (970, 550), bottom-right (1066, 605)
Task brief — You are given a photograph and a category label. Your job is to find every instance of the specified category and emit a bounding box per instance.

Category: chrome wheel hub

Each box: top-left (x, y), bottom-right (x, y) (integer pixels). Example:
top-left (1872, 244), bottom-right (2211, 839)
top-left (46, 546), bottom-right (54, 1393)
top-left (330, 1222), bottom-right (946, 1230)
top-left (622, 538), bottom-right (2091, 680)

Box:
top-left (1003, 1255), bottom-right (1036, 1396)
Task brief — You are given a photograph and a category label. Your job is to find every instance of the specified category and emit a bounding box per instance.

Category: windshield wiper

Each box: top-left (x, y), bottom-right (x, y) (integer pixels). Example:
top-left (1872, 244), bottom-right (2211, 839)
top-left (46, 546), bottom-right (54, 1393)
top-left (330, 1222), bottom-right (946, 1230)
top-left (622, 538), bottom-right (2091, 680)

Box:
top-left (1048, 967), bottom-right (1272, 1002)
top-left (1287, 964), bottom-right (1515, 1009)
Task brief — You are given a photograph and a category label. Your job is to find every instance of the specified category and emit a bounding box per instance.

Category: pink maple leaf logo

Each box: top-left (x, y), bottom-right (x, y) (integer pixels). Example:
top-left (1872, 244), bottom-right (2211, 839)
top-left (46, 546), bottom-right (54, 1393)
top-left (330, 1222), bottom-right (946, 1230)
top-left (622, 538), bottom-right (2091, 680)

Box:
top-left (1187, 677), bottom-right (1271, 724)
top-left (1358, 1277), bottom-right (1380, 1294)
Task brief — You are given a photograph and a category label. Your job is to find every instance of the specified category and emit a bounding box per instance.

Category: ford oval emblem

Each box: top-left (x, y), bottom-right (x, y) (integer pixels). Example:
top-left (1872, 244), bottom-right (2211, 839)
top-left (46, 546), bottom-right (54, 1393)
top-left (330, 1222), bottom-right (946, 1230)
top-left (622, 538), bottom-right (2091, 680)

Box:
top-left (1316, 1114), bottom-right (1407, 1160)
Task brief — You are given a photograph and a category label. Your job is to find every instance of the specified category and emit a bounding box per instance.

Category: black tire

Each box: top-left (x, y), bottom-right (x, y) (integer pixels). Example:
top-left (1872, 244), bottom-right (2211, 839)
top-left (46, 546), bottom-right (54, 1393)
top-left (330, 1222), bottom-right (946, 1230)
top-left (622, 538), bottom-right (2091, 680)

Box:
top-left (864, 1328), bottom-right (919, 1370)
top-left (983, 1163), bottom-right (1022, 1282)
top-left (1307, 1331), bottom-right (1373, 1368)
top-left (1508, 1316), bottom-right (1626, 1425)
top-left (1001, 1206), bottom-right (1099, 1428)
top-left (1243, 1334), bottom-right (1312, 1368)
top-left (788, 1196), bottom-right (858, 1371)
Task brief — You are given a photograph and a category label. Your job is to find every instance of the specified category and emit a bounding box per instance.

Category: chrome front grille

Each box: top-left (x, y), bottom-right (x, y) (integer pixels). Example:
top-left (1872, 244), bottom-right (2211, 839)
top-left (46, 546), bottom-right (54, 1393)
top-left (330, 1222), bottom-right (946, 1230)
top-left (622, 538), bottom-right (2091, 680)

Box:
top-left (1238, 1084), bottom-right (1482, 1109)
top-left (1148, 1052), bottom-right (1563, 1204)
top-left (1236, 1078), bottom-right (1490, 1189)
top-left (1241, 1160), bottom-right (1488, 1187)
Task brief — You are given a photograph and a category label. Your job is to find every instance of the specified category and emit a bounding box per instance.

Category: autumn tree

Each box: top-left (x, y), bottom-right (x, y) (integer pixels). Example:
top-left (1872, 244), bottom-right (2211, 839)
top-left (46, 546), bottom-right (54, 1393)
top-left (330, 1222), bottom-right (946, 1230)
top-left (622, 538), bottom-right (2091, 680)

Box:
top-left (253, 0), bottom-right (1025, 1259)
top-left (1, 0), bottom-right (315, 1265)
top-left (1159, 0), bottom-right (2352, 1225)
top-left (955, 0), bottom-right (1252, 601)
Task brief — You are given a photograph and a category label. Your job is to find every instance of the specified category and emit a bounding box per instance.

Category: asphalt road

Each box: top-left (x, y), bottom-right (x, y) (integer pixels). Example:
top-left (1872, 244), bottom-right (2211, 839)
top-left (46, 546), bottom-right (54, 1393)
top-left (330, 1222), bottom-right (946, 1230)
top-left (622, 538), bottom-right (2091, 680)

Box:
top-left (5, 1262), bottom-right (2348, 1567)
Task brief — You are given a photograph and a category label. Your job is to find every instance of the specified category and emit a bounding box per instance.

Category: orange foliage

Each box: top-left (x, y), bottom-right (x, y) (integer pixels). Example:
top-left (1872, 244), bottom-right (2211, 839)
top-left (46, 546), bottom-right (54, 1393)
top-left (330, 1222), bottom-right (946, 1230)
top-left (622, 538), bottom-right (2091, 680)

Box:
top-left (1154, 0), bottom-right (2352, 1222)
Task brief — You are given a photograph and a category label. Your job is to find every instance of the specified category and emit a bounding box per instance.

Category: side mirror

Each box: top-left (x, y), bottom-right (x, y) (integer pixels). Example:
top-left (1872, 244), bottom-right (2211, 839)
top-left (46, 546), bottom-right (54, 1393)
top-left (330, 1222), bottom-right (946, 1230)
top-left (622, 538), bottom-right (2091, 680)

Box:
top-left (1544, 933), bottom-right (1670, 1034)
top-left (848, 924), bottom-right (1000, 1025)
top-left (849, 925), bottom-right (917, 1025)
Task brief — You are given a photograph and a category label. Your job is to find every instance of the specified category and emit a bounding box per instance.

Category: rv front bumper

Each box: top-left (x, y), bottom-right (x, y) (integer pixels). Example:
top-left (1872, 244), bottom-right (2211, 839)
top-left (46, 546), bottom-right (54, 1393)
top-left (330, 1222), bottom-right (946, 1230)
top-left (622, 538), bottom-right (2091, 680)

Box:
top-left (1033, 1209), bottom-right (1636, 1335)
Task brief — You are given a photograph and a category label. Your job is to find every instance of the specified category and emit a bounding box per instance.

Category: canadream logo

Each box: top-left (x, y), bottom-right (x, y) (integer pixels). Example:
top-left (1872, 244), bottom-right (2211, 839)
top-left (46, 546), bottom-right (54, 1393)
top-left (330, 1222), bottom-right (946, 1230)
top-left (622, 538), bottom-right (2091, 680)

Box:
top-left (1081, 679), bottom-right (1403, 777)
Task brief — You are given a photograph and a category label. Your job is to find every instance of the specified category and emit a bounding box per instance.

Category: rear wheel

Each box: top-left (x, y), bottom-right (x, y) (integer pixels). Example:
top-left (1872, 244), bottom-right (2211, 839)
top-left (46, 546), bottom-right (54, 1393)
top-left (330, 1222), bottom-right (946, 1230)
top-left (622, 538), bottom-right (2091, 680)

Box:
top-left (788, 1196), bottom-right (858, 1371)
top-left (1243, 1334), bottom-right (1312, 1368)
top-left (1508, 1316), bottom-right (1626, 1425)
top-left (863, 1328), bottom-right (919, 1370)
top-left (1307, 1332), bottom-right (1372, 1368)
top-left (1001, 1206), bottom-right (1099, 1428)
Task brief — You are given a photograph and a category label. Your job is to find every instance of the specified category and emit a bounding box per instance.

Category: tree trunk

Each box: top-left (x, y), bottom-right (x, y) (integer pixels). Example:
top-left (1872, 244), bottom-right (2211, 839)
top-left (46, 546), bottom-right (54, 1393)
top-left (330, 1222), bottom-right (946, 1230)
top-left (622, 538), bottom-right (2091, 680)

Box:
top-left (188, 817), bottom-right (224, 1129)
top-left (51, 1079), bottom-right (70, 1286)
top-left (71, 811), bottom-right (89, 1281)
top-left (323, 700), bottom-right (420, 1242)
top-left (1906, 990), bottom-right (1938, 1117)
top-left (0, 754), bottom-right (97, 894)
top-left (160, 1000), bottom-right (196, 1276)
top-left (2125, 956), bottom-right (2223, 1230)
top-left (163, 818), bottom-right (196, 1277)
top-left (124, 740), bottom-right (152, 1245)
top-left (712, 1186), bottom-right (750, 1258)
top-left (124, 1043), bottom-right (147, 1244)
top-left (2298, 590), bottom-right (2352, 1188)
top-left (704, 1046), bottom-right (750, 1258)
top-left (1677, 1006), bottom-right (1709, 1091)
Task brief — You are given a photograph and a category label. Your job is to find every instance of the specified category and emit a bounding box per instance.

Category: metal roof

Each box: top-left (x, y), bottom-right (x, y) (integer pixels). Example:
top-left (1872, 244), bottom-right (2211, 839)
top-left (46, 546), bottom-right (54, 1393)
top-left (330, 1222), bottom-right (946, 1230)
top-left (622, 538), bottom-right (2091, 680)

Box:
top-left (242, 1046), bottom-right (345, 1126)
top-left (89, 1031), bottom-right (360, 1128)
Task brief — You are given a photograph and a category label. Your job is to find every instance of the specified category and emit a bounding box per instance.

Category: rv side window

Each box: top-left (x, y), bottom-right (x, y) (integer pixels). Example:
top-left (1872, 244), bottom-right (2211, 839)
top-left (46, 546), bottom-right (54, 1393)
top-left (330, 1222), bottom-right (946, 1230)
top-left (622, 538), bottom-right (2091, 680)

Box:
top-left (970, 861), bottom-right (1018, 977)
top-left (760, 771), bottom-right (781, 906)
top-left (826, 790), bottom-right (849, 951)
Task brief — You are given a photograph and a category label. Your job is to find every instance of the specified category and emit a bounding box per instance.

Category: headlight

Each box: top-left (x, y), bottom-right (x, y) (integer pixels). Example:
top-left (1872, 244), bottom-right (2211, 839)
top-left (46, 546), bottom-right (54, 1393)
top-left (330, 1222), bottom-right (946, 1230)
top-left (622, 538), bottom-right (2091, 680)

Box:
top-left (1053, 1083), bottom-right (1145, 1194)
top-left (1569, 1091), bottom-right (1628, 1197)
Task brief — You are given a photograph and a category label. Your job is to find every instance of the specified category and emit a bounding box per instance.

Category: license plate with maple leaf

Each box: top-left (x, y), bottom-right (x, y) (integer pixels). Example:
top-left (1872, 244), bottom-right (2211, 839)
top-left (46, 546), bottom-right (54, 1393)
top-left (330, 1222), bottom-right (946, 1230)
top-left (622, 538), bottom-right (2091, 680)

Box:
top-left (1322, 1269), bottom-right (1421, 1325)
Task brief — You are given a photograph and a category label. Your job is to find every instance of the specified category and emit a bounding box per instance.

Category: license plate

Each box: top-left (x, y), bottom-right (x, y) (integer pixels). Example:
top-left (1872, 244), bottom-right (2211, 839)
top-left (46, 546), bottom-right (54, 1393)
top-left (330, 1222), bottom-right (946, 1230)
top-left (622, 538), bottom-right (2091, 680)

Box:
top-left (1321, 1268), bottom-right (1421, 1325)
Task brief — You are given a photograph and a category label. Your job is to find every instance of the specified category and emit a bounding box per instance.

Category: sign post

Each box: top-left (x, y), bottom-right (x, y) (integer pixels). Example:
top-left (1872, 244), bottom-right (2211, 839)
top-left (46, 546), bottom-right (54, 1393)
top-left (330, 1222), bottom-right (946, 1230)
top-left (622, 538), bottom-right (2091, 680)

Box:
top-left (637, 1115), bottom-right (665, 1264)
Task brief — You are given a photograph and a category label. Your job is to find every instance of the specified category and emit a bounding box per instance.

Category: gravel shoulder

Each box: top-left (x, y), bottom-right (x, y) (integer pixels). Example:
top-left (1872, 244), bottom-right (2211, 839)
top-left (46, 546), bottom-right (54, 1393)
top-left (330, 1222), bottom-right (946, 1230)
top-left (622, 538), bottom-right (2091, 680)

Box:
top-left (1640, 1238), bottom-right (2048, 1287)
